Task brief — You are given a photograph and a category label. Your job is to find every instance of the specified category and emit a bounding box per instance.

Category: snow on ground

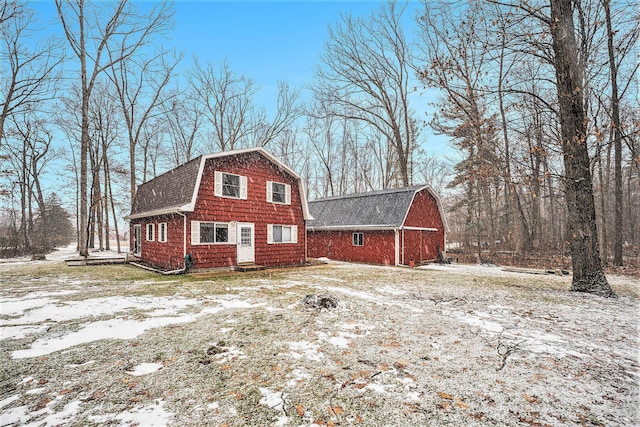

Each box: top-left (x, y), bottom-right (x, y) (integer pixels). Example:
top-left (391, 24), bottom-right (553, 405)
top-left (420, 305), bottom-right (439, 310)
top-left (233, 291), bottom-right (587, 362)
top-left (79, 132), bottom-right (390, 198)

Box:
top-left (0, 257), bottom-right (638, 426)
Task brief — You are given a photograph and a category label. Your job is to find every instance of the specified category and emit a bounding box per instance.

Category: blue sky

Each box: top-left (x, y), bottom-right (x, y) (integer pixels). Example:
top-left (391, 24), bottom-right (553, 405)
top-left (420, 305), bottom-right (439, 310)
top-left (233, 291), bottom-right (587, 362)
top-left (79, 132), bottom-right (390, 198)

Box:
top-left (29, 0), bottom-right (451, 156)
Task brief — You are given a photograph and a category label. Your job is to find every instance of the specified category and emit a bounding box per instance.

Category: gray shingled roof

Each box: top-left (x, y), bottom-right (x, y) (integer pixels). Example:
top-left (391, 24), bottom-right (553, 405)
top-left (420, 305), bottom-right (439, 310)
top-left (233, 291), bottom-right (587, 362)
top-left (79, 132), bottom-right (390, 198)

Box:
top-left (307, 186), bottom-right (425, 229)
top-left (129, 155), bottom-right (202, 218)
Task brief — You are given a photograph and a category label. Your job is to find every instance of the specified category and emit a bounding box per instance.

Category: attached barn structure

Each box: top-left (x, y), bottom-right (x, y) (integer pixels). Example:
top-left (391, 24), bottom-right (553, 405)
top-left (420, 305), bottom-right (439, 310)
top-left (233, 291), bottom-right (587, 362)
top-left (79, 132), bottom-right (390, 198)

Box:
top-left (125, 147), bottom-right (311, 271)
top-left (307, 186), bottom-right (447, 266)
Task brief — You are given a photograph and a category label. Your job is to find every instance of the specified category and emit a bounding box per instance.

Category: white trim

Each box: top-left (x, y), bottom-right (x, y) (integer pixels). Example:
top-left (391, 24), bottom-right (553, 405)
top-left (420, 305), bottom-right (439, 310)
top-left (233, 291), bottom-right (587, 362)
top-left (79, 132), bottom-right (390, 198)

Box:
top-left (177, 212), bottom-right (187, 259)
top-left (401, 228), bottom-right (405, 265)
top-left (125, 206), bottom-right (182, 220)
top-left (399, 185), bottom-right (449, 233)
top-left (214, 171), bottom-right (223, 197)
top-left (266, 181), bottom-right (273, 203)
top-left (158, 222), bottom-right (167, 242)
top-left (352, 232), bottom-right (364, 246)
top-left (394, 230), bottom-right (400, 266)
top-left (215, 171), bottom-right (245, 200)
top-left (190, 220), bottom-right (200, 245)
top-left (267, 181), bottom-right (290, 205)
top-left (267, 224), bottom-right (274, 244)
top-left (402, 226), bottom-right (438, 232)
top-left (179, 147), bottom-right (313, 220)
top-left (268, 224), bottom-right (297, 244)
top-left (146, 223), bottom-right (155, 241)
top-left (133, 224), bottom-right (142, 256)
top-left (307, 225), bottom-right (397, 231)
top-left (193, 221), bottom-right (236, 245)
top-left (237, 222), bottom-right (254, 263)
top-left (239, 175), bottom-right (248, 200)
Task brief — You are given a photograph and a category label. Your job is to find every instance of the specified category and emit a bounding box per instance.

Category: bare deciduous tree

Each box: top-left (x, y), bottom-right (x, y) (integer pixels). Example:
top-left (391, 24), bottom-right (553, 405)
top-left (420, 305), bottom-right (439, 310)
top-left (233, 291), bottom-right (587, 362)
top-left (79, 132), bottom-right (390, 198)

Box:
top-left (1, 1), bottom-right (62, 147)
top-left (189, 59), bottom-right (258, 152)
top-left (55, 0), bottom-right (172, 256)
top-left (313, 0), bottom-right (416, 186)
top-left (108, 47), bottom-right (180, 201)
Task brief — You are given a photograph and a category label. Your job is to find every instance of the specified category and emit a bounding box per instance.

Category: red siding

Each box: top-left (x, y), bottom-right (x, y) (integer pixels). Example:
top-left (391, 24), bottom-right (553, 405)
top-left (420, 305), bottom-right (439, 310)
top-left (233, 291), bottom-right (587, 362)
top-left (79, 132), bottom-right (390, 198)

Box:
top-left (130, 214), bottom-right (185, 270)
top-left (307, 188), bottom-right (446, 266)
top-left (402, 188), bottom-right (445, 263)
top-left (187, 152), bottom-right (305, 269)
top-left (307, 230), bottom-right (396, 265)
top-left (131, 151), bottom-right (306, 270)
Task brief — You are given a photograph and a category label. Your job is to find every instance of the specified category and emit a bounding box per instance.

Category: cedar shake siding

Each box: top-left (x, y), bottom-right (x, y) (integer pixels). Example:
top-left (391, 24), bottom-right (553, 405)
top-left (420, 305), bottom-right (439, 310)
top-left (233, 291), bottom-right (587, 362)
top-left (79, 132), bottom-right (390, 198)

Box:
top-left (187, 152), bottom-right (306, 268)
top-left (134, 214), bottom-right (185, 270)
top-left (126, 148), bottom-right (310, 271)
top-left (307, 186), bottom-right (446, 266)
top-left (307, 230), bottom-right (397, 265)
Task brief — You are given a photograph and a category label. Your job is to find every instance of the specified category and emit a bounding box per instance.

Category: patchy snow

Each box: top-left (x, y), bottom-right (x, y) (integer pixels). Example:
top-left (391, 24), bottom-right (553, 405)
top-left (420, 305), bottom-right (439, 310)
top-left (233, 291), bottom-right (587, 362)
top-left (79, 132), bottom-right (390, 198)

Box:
top-left (286, 341), bottom-right (323, 361)
top-left (127, 362), bottom-right (164, 376)
top-left (11, 314), bottom-right (200, 359)
top-left (1, 295), bottom-right (201, 326)
top-left (0, 395), bottom-right (20, 409)
top-left (89, 399), bottom-right (173, 426)
top-left (1, 258), bottom-right (638, 426)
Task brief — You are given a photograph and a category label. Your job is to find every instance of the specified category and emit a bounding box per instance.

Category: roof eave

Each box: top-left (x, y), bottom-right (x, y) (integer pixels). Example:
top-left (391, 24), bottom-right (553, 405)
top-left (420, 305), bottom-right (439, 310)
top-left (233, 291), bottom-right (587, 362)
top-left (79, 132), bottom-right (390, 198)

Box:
top-left (124, 206), bottom-right (190, 221)
top-left (307, 224), bottom-right (399, 231)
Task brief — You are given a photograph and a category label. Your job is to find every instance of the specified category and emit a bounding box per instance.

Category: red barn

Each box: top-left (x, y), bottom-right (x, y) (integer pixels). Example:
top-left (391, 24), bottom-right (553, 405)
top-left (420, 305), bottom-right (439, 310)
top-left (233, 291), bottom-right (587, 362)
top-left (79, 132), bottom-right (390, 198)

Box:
top-left (125, 147), bottom-right (311, 271)
top-left (307, 186), bottom-right (447, 266)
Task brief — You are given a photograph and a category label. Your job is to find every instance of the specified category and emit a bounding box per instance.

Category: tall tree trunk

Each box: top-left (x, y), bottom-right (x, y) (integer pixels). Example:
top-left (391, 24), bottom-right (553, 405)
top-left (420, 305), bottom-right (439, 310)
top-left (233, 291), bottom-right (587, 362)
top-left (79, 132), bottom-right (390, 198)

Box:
top-left (603, 0), bottom-right (624, 266)
top-left (549, 0), bottom-right (614, 297)
top-left (103, 146), bottom-right (110, 251)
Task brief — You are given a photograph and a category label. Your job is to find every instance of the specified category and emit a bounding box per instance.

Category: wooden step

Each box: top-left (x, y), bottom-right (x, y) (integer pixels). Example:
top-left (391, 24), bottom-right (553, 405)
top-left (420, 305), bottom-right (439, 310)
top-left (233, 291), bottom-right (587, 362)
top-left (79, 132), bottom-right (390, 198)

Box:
top-left (234, 263), bottom-right (265, 272)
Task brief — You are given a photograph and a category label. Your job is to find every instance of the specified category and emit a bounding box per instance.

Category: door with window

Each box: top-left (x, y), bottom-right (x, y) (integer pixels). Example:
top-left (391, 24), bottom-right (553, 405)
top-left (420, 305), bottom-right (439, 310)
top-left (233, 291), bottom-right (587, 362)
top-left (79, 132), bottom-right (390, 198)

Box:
top-left (133, 224), bottom-right (142, 256)
top-left (237, 223), bottom-right (254, 264)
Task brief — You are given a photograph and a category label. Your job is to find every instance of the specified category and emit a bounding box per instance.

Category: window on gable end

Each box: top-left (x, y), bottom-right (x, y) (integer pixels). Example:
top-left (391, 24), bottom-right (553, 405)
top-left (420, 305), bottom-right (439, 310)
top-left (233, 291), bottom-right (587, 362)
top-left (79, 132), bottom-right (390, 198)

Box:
top-left (267, 181), bottom-right (291, 204)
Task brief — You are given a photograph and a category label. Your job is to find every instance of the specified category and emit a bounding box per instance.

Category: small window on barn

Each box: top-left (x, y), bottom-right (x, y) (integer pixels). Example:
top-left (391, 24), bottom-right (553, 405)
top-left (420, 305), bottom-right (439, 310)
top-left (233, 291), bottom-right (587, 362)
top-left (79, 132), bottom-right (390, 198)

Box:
top-left (214, 171), bottom-right (247, 200)
top-left (267, 224), bottom-right (298, 244)
top-left (267, 181), bottom-right (291, 204)
top-left (353, 232), bottom-right (364, 246)
top-left (146, 223), bottom-right (155, 241)
top-left (199, 222), bottom-right (231, 244)
top-left (158, 223), bottom-right (167, 243)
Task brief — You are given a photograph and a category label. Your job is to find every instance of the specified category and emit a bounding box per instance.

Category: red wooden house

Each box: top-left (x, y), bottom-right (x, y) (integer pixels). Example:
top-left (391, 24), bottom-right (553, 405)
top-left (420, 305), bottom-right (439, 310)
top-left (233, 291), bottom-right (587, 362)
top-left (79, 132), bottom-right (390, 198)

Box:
top-left (307, 186), bottom-right (447, 266)
top-left (125, 147), bottom-right (311, 271)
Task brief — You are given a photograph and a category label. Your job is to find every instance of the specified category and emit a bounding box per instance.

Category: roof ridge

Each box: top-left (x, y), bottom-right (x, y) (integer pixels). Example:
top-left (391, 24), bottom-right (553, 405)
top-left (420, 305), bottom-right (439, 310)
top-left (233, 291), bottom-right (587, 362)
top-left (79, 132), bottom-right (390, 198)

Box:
top-left (137, 155), bottom-right (203, 188)
top-left (310, 185), bottom-right (425, 203)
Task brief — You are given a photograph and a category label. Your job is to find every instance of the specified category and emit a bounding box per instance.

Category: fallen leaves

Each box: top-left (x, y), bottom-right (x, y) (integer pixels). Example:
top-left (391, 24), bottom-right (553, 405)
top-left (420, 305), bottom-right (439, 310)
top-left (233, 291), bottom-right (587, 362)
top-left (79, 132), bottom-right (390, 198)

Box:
top-left (436, 391), bottom-right (471, 412)
top-left (328, 405), bottom-right (343, 416)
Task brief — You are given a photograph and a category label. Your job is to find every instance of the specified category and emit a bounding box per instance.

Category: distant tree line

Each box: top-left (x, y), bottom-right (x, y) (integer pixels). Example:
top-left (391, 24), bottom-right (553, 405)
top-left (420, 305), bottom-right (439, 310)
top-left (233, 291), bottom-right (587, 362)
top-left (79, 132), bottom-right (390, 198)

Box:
top-left (0, 0), bottom-right (637, 295)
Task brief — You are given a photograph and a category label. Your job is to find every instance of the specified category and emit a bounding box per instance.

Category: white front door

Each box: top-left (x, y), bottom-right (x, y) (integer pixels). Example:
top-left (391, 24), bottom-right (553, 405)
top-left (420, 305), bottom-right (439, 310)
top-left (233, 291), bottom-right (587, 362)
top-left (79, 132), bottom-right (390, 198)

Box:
top-left (237, 223), bottom-right (255, 264)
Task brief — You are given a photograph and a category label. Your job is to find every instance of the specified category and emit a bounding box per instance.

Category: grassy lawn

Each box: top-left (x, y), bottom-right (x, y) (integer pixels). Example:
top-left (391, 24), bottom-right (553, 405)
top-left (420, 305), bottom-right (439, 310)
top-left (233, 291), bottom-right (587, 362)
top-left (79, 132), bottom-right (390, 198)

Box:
top-left (1, 260), bottom-right (638, 426)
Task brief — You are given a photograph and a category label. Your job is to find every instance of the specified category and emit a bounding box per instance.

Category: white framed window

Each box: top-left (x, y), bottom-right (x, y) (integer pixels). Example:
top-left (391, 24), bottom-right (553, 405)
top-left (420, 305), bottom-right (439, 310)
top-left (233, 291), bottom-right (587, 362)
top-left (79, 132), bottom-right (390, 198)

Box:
top-left (266, 181), bottom-right (291, 204)
top-left (158, 223), bottom-right (167, 243)
top-left (190, 221), bottom-right (236, 245)
top-left (146, 223), bottom-right (155, 241)
top-left (267, 224), bottom-right (298, 244)
top-left (214, 171), bottom-right (247, 200)
top-left (353, 232), bottom-right (364, 246)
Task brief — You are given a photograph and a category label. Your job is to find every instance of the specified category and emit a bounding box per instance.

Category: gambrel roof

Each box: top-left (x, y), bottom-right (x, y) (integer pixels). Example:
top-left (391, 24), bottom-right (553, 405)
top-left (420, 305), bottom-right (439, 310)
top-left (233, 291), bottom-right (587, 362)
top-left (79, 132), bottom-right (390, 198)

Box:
top-left (307, 185), bottom-right (447, 231)
top-left (125, 147), bottom-right (312, 220)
